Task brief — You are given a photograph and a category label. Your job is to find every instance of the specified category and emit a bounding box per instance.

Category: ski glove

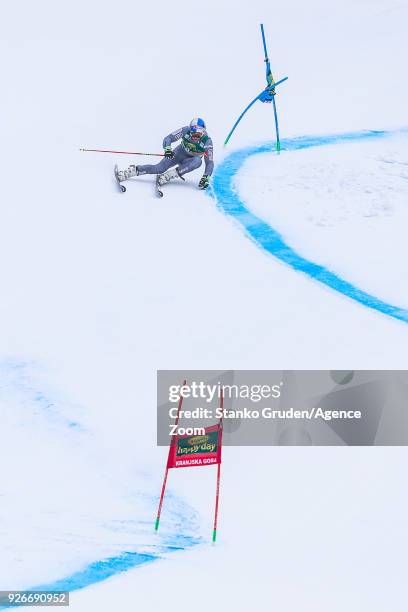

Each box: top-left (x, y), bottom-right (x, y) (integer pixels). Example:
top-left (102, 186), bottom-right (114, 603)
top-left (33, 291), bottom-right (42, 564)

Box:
top-left (198, 175), bottom-right (210, 190)
top-left (164, 147), bottom-right (174, 159)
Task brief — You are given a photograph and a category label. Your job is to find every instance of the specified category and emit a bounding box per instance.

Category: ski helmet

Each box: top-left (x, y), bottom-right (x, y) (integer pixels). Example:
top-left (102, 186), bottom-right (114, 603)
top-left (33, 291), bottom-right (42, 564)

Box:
top-left (189, 117), bottom-right (206, 139)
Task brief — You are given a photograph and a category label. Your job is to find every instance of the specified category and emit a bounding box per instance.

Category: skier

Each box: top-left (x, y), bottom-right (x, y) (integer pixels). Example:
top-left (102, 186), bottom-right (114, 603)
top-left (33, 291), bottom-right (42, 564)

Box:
top-left (116, 118), bottom-right (214, 190)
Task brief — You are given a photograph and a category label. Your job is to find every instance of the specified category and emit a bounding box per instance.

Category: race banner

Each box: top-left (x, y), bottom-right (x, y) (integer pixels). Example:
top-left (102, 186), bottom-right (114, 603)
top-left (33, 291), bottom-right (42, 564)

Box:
top-left (167, 424), bottom-right (222, 469)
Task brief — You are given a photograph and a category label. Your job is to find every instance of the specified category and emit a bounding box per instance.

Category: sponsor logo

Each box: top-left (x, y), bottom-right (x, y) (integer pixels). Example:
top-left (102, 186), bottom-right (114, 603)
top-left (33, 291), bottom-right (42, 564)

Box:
top-left (175, 457), bottom-right (218, 467)
top-left (188, 435), bottom-right (209, 445)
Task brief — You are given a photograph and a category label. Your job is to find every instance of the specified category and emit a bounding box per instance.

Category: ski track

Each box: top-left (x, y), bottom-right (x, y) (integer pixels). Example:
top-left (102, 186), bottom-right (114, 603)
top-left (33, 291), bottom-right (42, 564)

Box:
top-left (0, 362), bottom-right (202, 608)
top-left (31, 533), bottom-right (199, 595)
top-left (211, 128), bottom-right (408, 324)
top-left (0, 494), bottom-right (200, 609)
top-left (0, 535), bottom-right (201, 610)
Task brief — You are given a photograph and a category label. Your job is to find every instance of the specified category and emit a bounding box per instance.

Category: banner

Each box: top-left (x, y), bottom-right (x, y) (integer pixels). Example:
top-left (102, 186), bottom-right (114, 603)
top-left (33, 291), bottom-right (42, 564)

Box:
top-left (167, 424), bottom-right (222, 469)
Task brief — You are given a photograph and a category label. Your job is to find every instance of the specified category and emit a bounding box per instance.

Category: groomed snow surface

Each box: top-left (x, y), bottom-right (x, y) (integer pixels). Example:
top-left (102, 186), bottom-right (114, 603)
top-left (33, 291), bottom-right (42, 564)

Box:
top-left (237, 132), bottom-right (408, 309)
top-left (1, 0), bottom-right (408, 610)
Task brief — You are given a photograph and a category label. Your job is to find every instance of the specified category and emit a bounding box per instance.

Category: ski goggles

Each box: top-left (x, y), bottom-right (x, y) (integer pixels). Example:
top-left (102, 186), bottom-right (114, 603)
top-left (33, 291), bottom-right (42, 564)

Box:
top-left (190, 126), bottom-right (205, 139)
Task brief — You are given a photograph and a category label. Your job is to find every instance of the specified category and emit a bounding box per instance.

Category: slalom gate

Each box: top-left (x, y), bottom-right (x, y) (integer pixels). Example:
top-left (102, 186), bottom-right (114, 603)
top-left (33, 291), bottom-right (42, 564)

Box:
top-left (155, 381), bottom-right (224, 543)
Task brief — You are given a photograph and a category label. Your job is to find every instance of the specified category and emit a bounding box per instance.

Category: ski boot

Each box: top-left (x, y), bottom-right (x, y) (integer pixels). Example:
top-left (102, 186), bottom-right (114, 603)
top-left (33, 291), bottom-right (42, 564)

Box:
top-left (157, 167), bottom-right (185, 186)
top-left (116, 164), bottom-right (139, 182)
top-left (156, 167), bottom-right (185, 197)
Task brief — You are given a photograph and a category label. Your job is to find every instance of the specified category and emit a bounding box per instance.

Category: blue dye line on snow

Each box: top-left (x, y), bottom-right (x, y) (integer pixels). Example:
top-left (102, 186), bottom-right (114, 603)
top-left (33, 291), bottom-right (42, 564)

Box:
top-left (0, 535), bottom-right (200, 609)
top-left (36, 533), bottom-right (199, 592)
top-left (34, 552), bottom-right (157, 591)
top-left (211, 128), bottom-right (408, 324)
top-left (0, 361), bottom-right (83, 431)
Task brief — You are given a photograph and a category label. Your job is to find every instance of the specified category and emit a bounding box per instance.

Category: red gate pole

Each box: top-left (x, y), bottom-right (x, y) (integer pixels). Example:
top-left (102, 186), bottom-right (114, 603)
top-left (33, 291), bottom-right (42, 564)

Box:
top-left (155, 379), bottom-right (186, 532)
top-left (212, 463), bottom-right (222, 543)
top-left (212, 390), bottom-right (224, 543)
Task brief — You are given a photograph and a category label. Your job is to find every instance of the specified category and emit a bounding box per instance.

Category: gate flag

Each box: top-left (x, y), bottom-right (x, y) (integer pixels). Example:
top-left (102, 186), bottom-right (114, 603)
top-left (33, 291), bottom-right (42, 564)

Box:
top-left (167, 424), bottom-right (222, 469)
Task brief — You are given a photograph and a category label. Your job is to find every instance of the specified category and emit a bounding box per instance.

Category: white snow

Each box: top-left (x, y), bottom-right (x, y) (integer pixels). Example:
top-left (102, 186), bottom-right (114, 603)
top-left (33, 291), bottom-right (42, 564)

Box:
top-left (1, 0), bottom-right (408, 610)
top-left (237, 133), bottom-right (408, 308)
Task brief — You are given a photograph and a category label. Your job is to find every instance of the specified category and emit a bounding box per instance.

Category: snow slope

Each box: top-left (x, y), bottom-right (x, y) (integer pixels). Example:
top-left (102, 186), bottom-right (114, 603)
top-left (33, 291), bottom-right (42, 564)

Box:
top-left (237, 131), bottom-right (408, 310)
top-left (215, 129), bottom-right (408, 324)
top-left (1, 0), bottom-right (408, 610)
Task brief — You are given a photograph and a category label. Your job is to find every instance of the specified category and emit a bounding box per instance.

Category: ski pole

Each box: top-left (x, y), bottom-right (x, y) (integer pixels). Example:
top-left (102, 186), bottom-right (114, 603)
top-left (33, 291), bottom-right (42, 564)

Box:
top-left (79, 148), bottom-right (164, 156)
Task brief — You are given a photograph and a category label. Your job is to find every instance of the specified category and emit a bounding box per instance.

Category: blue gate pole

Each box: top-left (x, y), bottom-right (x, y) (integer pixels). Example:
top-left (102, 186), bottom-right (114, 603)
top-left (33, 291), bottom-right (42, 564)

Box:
top-left (260, 23), bottom-right (281, 152)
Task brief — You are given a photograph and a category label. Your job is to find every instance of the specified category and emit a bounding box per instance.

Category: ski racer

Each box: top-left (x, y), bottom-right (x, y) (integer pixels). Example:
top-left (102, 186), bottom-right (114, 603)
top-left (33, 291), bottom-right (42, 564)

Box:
top-left (116, 118), bottom-right (214, 189)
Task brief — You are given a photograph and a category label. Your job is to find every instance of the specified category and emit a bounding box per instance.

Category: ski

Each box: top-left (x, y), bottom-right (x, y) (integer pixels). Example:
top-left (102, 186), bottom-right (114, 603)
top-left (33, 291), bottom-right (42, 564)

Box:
top-left (114, 164), bottom-right (126, 193)
top-left (156, 175), bottom-right (164, 198)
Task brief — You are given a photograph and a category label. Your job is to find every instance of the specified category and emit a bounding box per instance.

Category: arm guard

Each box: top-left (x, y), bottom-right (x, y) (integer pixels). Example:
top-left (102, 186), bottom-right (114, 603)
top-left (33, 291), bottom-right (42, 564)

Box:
top-left (163, 126), bottom-right (189, 149)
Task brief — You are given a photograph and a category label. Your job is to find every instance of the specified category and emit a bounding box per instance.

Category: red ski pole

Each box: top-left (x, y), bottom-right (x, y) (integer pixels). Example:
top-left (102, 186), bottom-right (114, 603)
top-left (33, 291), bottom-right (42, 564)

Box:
top-left (80, 147), bottom-right (207, 157)
top-left (79, 148), bottom-right (164, 156)
top-left (155, 379), bottom-right (187, 532)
